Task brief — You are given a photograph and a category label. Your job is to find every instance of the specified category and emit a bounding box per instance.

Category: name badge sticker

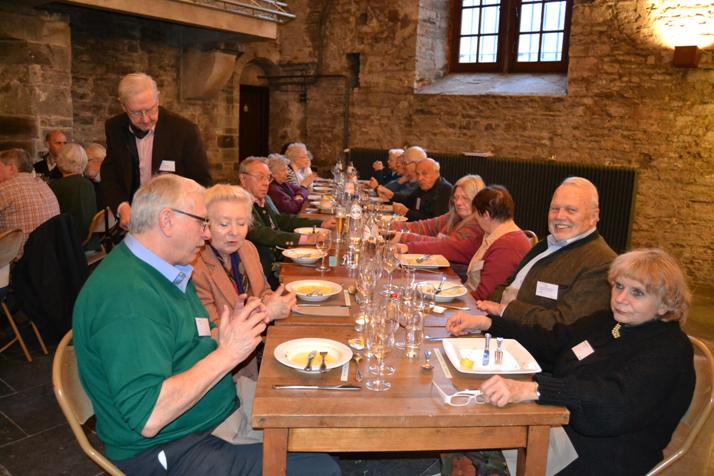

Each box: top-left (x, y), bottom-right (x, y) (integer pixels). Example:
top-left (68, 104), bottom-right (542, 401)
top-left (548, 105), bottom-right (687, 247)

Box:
top-left (159, 160), bottom-right (176, 172)
top-left (195, 317), bottom-right (211, 337)
top-left (535, 281), bottom-right (559, 300)
top-left (571, 340), bottom-right (595, 361)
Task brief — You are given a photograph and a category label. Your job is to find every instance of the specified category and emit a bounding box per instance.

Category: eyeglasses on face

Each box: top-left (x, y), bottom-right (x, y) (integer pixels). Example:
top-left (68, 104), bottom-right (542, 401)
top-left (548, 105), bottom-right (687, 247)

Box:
top-left (126, 104), bottom-right (159, 119)
top-left (241, 173), bottom-right (274, 183)
top-left (170, 208), bottom-right (209, 230)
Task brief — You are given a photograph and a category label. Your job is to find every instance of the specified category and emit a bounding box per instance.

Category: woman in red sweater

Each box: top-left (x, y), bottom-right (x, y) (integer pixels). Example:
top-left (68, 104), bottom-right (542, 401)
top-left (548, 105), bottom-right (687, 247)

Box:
top-left (465, 185), bottom-right (532, 300)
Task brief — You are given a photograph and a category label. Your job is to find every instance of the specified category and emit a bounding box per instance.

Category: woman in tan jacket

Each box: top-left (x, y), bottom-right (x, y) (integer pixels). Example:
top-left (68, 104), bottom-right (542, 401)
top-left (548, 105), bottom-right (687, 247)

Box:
top-left (192, 184), bottom-right (295, 379)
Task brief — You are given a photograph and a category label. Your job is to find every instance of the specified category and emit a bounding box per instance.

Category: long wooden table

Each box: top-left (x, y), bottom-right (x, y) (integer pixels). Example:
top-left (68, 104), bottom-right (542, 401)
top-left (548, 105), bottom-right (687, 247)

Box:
top-left (252, 325), bottom-right (570, 476)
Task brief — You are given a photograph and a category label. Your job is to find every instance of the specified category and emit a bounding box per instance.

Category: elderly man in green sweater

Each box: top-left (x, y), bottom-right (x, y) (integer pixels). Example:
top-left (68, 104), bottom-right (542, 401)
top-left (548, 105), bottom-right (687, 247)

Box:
top-left (239, 157), bottom-right (334, 286)
top-left (72, 174), bottom-right (340, 475)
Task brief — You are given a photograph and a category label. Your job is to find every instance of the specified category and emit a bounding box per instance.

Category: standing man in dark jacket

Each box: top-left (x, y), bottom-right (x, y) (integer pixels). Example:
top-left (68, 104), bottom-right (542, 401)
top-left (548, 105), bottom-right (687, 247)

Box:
top-left (101, 72), bottom-right (212, 229)
top-left (393, 158), bottom-right (453, 222)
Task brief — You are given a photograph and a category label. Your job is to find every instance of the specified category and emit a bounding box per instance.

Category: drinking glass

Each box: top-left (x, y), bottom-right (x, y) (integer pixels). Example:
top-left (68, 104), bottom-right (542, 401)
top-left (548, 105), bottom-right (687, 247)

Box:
top-left (382, 243), bottom-right (400, 292)
top-left (314, 231), bottom-right (332, 272)
top-left (335, 206), bottom-right (347, 242)
top-left (365, 310), bottom-right (394, 392)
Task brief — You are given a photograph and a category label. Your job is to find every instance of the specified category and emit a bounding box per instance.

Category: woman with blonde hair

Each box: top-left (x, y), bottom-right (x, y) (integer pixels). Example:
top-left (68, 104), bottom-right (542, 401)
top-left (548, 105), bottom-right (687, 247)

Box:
top-left (192, 184), bottom-right (296, 379)
top-left (446, 248), bottom-right (695, 475)
top-left (395, 175), bottom-right (485, 267)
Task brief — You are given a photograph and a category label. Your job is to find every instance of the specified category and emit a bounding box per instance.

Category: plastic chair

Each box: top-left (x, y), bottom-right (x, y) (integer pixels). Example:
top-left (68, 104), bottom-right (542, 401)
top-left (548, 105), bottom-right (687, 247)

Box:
top-left (646, 335), bottom-right (714, 475)
top-left (0, 229), bottom-right (47, 362)
top-left (522, 229), bottom-right (539, 247)
top-left (52, 330), bottom-right (124, 476)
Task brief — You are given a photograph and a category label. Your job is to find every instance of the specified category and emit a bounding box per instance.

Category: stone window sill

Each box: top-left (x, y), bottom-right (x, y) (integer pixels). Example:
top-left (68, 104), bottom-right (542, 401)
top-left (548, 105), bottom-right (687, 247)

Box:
top-left (415, 73), bottom-right (567, 97)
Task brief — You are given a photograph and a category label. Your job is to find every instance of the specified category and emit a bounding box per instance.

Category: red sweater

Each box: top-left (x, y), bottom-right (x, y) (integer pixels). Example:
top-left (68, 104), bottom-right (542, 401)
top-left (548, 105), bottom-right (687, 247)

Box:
top-left (469, 230), bottom-right (532, 300)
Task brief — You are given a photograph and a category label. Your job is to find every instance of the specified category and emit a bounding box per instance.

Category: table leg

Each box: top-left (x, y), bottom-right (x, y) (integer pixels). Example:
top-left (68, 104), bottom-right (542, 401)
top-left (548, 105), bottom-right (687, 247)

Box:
top-left (263, 428), bottom-right (288, 476)
top-left (516, 425), bottom-right (550, 476)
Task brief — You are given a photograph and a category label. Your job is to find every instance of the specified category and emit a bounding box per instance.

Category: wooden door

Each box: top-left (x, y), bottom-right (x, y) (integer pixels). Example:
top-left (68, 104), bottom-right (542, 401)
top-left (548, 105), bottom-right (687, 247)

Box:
top-left (239, 85), bottom-right (269, 160)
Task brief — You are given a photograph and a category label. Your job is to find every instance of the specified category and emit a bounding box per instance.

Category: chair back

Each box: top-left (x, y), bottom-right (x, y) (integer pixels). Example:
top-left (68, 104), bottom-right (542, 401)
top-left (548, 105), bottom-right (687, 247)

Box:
top-left (52, 331), bottom-right (124, 475)
top-left (522, 229), bottom-right (539, 247)
top-left (0, 229), bottom-right (23, 287)
top-left (647, 335), bottom-right (714, 475)
top-left (82, 208), bottom-right (117, 247)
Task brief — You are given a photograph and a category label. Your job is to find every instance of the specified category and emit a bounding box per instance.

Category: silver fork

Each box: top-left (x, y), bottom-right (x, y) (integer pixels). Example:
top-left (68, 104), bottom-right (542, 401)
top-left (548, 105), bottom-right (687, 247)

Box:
top-left (319, 351), bottom-right (328, 372)
top-left (304, 350), bottom-right (317, 371)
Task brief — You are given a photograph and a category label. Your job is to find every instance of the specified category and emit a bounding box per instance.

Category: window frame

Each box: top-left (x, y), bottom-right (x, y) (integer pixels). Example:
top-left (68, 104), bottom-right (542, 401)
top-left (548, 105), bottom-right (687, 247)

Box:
top-left (449, 0), bottom-right (574, 74)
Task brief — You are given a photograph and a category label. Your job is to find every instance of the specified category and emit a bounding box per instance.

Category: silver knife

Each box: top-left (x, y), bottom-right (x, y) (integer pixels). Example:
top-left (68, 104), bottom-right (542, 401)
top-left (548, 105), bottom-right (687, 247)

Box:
top-left (482, 333), bottom-right (491, 366)
top-left (273, 384), bottom-right (361, 391)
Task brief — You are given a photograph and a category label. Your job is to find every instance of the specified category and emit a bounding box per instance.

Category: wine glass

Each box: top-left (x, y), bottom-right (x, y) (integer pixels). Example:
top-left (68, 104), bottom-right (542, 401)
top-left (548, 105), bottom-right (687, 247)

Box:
top-left (365, 310), bottom-right (394, 392)
top-left (315, 231), bottom-right (332, 272)
top-left (383, 243), bottom-right (400, 292)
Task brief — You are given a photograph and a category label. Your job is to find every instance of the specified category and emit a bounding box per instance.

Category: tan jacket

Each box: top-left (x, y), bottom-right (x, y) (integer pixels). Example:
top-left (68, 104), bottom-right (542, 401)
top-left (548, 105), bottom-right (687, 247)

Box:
top-left (192, 240), bottom-right (269, 380)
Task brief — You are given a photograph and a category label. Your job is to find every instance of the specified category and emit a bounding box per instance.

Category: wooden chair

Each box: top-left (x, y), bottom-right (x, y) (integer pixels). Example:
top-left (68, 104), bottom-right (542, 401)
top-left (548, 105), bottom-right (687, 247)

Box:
top-left (52, 330), bottom-right (124, 476)
top-left (647, 335), bottom-right (714, 475)
top-left (0, 229), bottom-right (47, 362)
top-left (83, 208), bottom-right (117, 267)
top-left (522, 229), bottom-right (539, 247)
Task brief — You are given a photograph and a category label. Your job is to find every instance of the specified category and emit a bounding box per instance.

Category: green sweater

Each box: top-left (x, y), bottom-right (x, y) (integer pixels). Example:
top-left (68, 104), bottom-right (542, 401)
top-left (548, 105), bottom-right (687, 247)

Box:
top-left (247, 195), bottom-right (321, 276)
top-left (49, 174), bottom-right (97, 243)
top-left (72, 243), bottom-right (236, 461)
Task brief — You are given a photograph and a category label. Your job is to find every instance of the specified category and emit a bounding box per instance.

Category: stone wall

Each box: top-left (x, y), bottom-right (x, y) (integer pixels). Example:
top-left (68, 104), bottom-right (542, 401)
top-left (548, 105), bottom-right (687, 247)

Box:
top-left (270, 0), bottom-right (714, 283)
top-left (0, 7), bottom-right (72, 156)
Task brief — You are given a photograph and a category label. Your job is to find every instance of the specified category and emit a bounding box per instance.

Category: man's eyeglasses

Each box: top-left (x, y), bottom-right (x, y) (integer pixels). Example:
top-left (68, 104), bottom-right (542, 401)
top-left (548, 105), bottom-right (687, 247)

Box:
top-left (241, 173), bottom-right (273, 183)
top-left (432, 381), bottom-right (486, 407)
top-left (126, 104), bottom-right (159, 119)
top-left (170, 208), bottom-right (209, 230)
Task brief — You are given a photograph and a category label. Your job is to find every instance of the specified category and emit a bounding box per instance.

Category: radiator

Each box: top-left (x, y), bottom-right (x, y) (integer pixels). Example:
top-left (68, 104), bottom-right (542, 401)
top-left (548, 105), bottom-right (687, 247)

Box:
top-left (348, 148), bottom-right (636, 253)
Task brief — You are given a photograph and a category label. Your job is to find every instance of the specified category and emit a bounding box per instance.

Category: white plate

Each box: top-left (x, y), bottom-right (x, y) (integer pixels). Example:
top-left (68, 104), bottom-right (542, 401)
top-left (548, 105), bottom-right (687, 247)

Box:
top-left (294, 227), bottom-right (330, 235)
top-left (286, 279), bottom-right (343, 302)
top-left (313, 186), bottom-right (333, 192)
top-left (282, 248), bottom-right (325, 264)
top-left (442, 338), bottom-right (542, 374)
top-left (399, 254), bottom-right (450, 269)
top-left (418, 280), bottom-right (468, 303)
top-left (369, 196), bottom-right (388, 203)
top-left (274, 338), bottom-right (352, 373)
top-left (380, 214), bottom-right (408, 223)
top-left (308, 194), bottom-right (321, 201)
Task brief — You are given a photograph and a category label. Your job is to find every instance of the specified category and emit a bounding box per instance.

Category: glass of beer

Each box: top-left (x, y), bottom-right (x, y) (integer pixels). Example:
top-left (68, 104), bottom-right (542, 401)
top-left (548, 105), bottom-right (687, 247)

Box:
top-left (335, 206), bottom-right (347, 242)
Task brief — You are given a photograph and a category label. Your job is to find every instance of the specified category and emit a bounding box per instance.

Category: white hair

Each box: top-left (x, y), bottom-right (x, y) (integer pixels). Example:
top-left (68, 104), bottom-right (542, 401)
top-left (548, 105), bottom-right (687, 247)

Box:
top-left (56, 143), bottom-right (88, 175)
top-left (118, 73), bottom-right (159, 104)
top-left (129, 175), bottom-right (205, 234)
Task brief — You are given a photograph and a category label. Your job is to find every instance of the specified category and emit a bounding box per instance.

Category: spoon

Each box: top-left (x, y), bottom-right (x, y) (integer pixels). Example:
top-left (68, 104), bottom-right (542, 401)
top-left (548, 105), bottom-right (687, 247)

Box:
top-left (434, 276), bottom-right (447, 295)
top-left (352, 353), bottom-right (363, 382)
top-left (304, 350), bottom-right (317, 371)
top-left (421, 350), bottom-right (433, 371)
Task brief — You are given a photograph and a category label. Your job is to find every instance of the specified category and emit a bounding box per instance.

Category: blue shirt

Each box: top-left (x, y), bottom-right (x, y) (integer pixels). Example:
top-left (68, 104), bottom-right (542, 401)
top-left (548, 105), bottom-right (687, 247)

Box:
top-left (124, 234), bottom-right (193, 292)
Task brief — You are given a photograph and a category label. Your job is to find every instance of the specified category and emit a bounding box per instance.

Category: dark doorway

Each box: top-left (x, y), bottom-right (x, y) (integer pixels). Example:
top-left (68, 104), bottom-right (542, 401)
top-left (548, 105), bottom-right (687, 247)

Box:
top-left (239, 85), bottom-right (269, 160)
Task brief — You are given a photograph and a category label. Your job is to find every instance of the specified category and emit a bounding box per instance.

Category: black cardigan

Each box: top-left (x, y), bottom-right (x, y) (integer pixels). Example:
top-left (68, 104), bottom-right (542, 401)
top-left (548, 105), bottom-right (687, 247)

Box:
top-left (489, 310), bottom-right (695, 475)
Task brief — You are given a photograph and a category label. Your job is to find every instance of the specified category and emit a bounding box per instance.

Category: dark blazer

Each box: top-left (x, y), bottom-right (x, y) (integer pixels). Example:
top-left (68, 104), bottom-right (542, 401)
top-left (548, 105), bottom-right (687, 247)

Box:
top-left (404, 176), bottom-right (453, 222)
top-left (33, 154), bottom-right (62, 180)
top-left (101, 106), bottom-right (212, 214)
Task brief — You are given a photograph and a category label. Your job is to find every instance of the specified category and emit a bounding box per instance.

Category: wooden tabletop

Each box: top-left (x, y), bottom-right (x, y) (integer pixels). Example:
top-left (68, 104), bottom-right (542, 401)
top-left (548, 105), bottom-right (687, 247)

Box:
top-left (252, 325), bottom-right (570, 476)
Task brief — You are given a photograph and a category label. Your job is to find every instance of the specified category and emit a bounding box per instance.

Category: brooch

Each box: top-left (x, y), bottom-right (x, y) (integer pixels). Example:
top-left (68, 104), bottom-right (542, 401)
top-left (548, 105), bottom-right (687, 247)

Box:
top-left (611, 323), bottom-right (621, 339)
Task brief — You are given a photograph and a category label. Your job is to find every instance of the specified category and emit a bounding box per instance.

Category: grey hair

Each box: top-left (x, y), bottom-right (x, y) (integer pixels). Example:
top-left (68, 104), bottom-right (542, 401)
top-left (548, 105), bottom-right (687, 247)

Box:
top-left (204, 184), bottom-right (255, 228)
top-left (266, 155), bottom-right (290, 174)
top-left (388, 148), bottom-right (405, 158)
top-left (0, 148), bottom-right (33, 173)
top-left (86, 143), bottom-right (107, 161)
top-left (238, 156), bottom-right (268, 175)
top-left (56, 143), bottom-right (88, 175)
top-left (118, 73), bottom-right (159, 104)
top-left (560, 176), bottom-right (600, 209)
top-left (284, 142), bottom-right (307, 162)
top-left (421, 157), bottom-right (440, 172)
top-left (404, 146), bottom-right (427, 162)
top-left (129, 175), bottom-right (205, 234)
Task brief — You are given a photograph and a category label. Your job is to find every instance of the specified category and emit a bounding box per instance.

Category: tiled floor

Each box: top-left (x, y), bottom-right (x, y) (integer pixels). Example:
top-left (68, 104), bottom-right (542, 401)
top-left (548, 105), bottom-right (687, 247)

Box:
top-left (1, 287), bottom-right (712, 476)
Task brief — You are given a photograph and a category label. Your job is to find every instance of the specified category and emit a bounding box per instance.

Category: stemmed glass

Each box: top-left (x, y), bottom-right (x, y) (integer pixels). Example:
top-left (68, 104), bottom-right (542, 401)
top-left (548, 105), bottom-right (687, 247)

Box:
top-left (315, 231), bottom-right (332, 272)
top-left (365, 307), bottom-right (395, 392)
top-left (355, 260), bottom-right (380, 304)
top-left (382, 243), bottom-right (401, 293)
